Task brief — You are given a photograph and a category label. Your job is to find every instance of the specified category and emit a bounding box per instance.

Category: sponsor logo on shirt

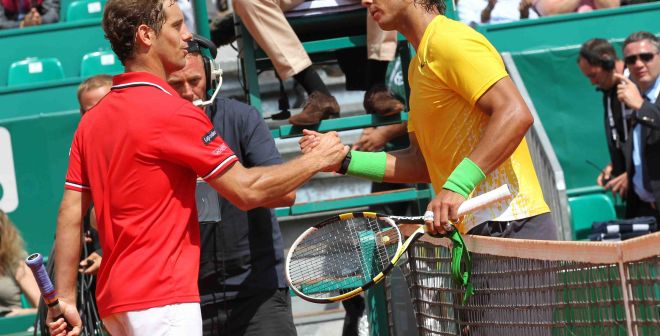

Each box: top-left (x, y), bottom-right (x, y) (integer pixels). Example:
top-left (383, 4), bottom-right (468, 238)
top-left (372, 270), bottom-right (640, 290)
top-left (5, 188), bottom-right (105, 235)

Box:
top-left (202, 129), bottom-right (218, 145)
top-left (0, 127), bottom-right (19, 213)
top-left (212, 144), bottom-right (228, 155)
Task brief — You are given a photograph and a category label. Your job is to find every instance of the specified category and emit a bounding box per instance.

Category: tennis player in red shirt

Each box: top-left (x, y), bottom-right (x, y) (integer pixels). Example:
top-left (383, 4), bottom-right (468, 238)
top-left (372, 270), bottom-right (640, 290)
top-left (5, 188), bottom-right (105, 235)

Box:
top-left (48, 0), bottom-right (347, 335)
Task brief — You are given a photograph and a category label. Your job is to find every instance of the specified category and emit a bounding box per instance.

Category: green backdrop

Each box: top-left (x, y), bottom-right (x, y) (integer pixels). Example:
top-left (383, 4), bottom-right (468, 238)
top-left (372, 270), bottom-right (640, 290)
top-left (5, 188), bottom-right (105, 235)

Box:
top-left (512, 45), bottom-right (614, 190)
top-left (1, 112), bottom-right (79, 255)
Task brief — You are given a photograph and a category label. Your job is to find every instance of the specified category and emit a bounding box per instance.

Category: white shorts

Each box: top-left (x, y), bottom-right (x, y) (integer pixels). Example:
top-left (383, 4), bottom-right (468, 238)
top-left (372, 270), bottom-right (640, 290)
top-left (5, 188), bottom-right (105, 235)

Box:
top-left (102, 302), bottom-right (202, 336)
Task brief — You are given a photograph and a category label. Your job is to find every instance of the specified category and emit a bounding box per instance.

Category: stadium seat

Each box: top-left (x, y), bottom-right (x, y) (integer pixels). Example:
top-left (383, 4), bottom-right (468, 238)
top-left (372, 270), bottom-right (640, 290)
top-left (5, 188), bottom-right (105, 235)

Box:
top-left (80, 50), bottom-right (123, 77)
top-left (66, 0), bottom-right (106, 22)
top-left (7, 57), bottom-right (65, 86)
top-left (568, 193), bottom-right (617, 240)
top-left (60, 0), bottom-right (75, 20)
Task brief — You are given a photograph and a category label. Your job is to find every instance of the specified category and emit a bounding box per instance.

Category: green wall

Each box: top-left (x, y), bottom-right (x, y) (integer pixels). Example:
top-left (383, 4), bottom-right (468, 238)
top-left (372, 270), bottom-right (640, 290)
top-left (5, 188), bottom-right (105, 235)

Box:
top-left (0, 79), bottom-right (81, 119)
top-left (511, 46), bottom-right (613, 190)
top-left (0, 112), bottom-right (79, 255)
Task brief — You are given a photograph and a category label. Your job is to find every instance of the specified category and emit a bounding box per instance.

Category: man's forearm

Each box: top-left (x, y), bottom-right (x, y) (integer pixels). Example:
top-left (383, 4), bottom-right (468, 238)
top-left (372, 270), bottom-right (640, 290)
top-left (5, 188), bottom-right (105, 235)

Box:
top-left (54, 190), bottom-right (89, 302)
top-left (383, 137), bottom-right (431, 184)
top-left (237, 155), bottom-right (325, 207)
top-left (210, 151), bottom-right (335, 211)
top-left (378, 123), bottom-right (408, 142)
top-left (260, 191), bottom-right (296, 208)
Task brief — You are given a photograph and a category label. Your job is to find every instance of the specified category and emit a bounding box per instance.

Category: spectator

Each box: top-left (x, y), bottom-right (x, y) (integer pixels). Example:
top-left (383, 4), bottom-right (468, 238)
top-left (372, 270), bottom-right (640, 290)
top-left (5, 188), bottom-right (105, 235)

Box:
top-left (0, 0), bottom-right (59, 29)
top-left (166, 36), bottom-right (297, 336)
top-left (577, 38), bottom-right (629, 197)
top-left (48, 0), bottom-right (346, 334)
top-left (458, 0), bottom-right (538, 27)
top-left (78, 74), bottom-right (112, 115)
top-left (615, 31), bottom-right (660, 222)
top-left (225, 0), bottom-right (402, 125)
top-left (518, 0), bottom-right (619, 16)
top-left (0, 210), bottom-right (40, 317)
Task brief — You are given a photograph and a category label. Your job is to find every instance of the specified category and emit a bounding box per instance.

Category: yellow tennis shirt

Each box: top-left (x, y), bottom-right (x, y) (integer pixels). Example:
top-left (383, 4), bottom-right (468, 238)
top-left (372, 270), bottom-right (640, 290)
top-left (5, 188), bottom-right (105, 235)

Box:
top-left (407, 16), bottom-right (550, 232)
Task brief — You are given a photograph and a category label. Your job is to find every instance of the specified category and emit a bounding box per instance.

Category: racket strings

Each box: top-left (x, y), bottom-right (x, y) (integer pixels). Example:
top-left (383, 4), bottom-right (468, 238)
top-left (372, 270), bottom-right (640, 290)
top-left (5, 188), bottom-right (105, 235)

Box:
top-left (288, 216), bottom-right (402, 299)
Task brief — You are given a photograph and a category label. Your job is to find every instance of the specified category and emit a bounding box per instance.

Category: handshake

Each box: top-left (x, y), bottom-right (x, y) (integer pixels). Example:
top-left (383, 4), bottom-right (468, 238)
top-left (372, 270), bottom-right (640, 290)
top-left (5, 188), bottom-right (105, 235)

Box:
top-left (298, 130), bottom-right (349, 173)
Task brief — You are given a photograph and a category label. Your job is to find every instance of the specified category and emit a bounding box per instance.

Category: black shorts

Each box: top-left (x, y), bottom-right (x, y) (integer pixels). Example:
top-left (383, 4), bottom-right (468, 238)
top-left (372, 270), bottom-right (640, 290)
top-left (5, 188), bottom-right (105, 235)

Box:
top-left (468, 212), bottom-right (558, 240)
top-left (200, 288), bottom-right (296, 336)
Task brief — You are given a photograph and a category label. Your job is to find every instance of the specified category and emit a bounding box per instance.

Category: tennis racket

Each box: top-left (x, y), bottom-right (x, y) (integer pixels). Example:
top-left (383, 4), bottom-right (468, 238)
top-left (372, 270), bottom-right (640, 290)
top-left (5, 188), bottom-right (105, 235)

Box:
top-left (285, 184), bottom-right (512, 304)
top-left (25, 253), bottom-right (73, 332)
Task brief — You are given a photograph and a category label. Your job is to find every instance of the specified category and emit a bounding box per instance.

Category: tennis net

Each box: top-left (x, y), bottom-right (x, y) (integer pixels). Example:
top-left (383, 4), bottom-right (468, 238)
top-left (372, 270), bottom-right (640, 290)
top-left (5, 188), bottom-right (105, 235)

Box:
top-left (392, 226), bottom-right (659, 336)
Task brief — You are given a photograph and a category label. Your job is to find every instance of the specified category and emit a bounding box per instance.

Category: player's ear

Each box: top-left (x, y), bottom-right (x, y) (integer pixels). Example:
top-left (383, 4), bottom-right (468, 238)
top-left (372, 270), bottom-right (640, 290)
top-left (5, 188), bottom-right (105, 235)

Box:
top-left (135, 24), bottom-right (155, 49)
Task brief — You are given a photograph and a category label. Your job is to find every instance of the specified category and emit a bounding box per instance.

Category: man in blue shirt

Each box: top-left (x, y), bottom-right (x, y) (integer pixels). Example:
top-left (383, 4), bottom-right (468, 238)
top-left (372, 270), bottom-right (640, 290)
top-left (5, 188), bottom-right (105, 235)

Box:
top-left (167, 37), bottom-right (297, 335)
top-left (615, 31), bottom-right (660, 222)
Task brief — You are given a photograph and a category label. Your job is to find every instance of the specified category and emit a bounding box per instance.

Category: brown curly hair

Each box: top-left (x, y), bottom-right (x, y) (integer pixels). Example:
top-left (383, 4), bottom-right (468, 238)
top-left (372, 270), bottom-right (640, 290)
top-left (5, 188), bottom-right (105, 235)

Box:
top-left (102, 0), bottom-right (176, 65)
top-left (414, 0), bottom-right (446, 15)
top-left (0, 210), bottom-right (27, 276)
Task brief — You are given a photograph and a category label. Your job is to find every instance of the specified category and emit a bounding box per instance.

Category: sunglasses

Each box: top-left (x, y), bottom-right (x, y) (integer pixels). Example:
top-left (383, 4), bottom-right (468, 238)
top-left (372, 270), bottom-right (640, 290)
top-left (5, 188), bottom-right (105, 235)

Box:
top-left (624, 52), bottom-right (657, 66)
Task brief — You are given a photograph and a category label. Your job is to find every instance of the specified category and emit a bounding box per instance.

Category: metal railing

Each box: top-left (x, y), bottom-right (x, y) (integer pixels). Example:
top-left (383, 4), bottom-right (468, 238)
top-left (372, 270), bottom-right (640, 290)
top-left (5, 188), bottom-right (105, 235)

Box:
top-left (502, 52), bottom-right (572, 241)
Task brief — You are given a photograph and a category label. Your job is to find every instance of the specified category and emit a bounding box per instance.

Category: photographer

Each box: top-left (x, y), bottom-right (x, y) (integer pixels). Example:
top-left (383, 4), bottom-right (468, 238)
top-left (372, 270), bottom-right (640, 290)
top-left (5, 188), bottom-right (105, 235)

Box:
top-left (577, 38), bottom-right (629, 198)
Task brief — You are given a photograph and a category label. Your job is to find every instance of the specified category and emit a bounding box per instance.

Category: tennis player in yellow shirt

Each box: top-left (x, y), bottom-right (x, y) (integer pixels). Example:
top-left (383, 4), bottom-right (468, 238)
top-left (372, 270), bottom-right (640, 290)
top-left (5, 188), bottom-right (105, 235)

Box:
top-left (301, 0), bottom-right (556, 240)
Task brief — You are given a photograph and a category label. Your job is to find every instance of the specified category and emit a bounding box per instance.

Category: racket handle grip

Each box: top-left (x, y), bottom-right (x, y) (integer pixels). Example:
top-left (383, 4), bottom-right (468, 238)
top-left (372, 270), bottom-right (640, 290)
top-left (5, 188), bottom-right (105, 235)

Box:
top-left (457, 185), bottom-right (512, 216)
top-left (25, 253), bottom-right (73, 332)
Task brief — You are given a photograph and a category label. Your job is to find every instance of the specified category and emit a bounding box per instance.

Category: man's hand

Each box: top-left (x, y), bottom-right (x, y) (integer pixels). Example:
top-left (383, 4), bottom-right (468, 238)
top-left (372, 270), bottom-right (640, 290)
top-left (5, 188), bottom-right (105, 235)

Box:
top-left (22, 8), bottom-right (42, 27)
top-left (597, 164), bottom-right (613, 186)
top-left (303, 131), bottom-right (349, 172)
top-left (424, 189), bottom-right (466, 235)
top-left (605, 172), bottom-right (628, 198)
top-left (78, 252), bottom-right (102, 275)
top-left (615, 74), bottom-right (644, 110)
top-left (352, 127), bottom-right (388, 152)
top-left (47, 300), bottom-right (82, 336)
top-left (299, 129), bottom-right (323, 154)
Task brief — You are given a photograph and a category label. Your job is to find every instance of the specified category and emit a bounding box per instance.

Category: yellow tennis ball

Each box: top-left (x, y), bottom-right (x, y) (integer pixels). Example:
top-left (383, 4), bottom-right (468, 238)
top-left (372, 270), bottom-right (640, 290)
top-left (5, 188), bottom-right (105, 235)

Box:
top-left (381, 235), bottom-right (390, 243)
